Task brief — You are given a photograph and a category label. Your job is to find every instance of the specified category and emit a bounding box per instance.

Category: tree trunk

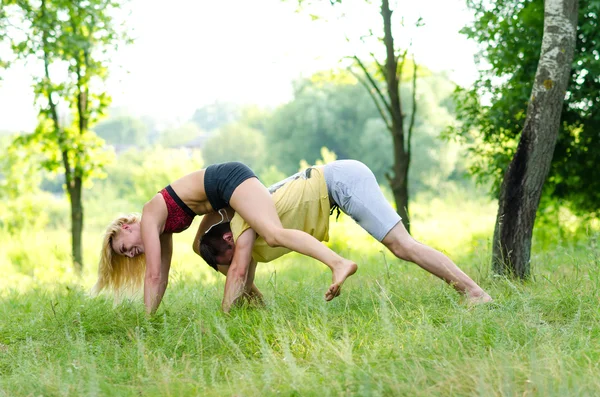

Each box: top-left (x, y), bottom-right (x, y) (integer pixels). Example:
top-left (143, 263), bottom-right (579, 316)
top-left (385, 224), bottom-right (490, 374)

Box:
top-left (72, 49), bottom-right (88, 273)
top-left (69, 177), bottom-right (84, 273)
top-left (41, 0), bottom-right (80, 272)
top-left (492, 0), bottom-right (578, 278)
top-left (387, 138), bottom-right (410, 231)
top-left (381, 0), bottom-right (411, 233)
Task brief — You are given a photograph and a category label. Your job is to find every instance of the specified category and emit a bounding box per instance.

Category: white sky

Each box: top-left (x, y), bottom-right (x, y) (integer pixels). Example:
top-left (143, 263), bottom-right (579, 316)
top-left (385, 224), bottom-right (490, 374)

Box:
top-left (0, 0), bottom-right (479, 132)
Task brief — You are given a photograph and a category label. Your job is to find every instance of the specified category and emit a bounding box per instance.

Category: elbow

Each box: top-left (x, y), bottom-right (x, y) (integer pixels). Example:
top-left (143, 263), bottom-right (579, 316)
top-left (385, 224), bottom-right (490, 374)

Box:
top-left (192, 240), bottom-right (200, 256)
top-left (229, 264), bottom-right (248, 280)
top-left (145, 272), bottom-right (167, 286)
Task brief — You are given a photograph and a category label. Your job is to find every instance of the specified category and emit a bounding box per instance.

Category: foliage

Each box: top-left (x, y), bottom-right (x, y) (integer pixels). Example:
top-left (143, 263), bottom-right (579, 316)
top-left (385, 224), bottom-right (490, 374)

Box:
top-left (0, 134), bottom-right (43, 198)
top-left (450, 0), bottom-right (600, 216)
top-left (94, 115), bottom-right (150, 146)
top-left (11, 119), bottom-right (114, 189)
top-left (190, 101), bottom-right (240, 132)
top-left (257, 165), bottom-right (287, 188)
top-left (264, 69), bottom-right (466, 194)
top-left (201, 122), bottom-right (267, 173)
top-left (264, 71), bottom-right (372, 175)
top-left (1, 0), bottom-right (128, 179)
top-left (0, 134), bottom-right (69, 232)
top-left (158, 122), bottom-right (204, 148)
top-left (88, 146), bottom-right (205, 212)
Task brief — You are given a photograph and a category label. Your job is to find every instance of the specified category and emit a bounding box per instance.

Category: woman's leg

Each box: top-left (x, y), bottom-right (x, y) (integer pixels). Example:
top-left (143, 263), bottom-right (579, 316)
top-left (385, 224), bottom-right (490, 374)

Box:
top-left (229, 177), bottom-right (357, 301)
top-left (381, 221), bottom-right (492, 303)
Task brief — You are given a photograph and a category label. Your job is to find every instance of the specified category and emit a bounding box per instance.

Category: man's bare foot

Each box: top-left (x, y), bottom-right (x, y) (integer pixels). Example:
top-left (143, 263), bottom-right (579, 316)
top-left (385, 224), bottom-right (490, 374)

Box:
top-left (466, 290), bottom-right (493, 305)
top-left (325, 260), bottom-right (358, 301)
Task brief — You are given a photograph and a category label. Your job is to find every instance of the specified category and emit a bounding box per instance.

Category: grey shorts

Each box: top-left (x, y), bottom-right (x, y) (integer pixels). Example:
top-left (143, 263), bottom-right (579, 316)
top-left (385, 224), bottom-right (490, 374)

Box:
top-left (323, 160), bottom-right (402, 241)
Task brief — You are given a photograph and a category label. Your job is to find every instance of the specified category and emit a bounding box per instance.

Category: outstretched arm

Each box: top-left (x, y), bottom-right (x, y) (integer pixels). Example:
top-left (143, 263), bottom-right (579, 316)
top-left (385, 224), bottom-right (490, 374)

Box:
top-left (142, 199), bottom-right (172, 314)
top-left (191, 219), bottom-right (264, 303)
top-left (221, 228), bottom-right (257, 313)
top-left (217, 261), bottom-right (263, 306)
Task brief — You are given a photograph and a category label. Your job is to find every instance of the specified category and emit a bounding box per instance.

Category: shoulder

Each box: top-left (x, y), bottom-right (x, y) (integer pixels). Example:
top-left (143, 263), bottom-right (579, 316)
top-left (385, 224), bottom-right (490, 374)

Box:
top-left (142, 194), bottom-right (168, 223)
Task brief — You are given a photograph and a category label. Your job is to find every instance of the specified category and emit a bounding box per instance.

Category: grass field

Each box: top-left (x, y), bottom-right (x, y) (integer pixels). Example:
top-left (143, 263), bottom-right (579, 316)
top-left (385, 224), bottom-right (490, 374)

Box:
top-left (1, 193), bottom-right (599, 396)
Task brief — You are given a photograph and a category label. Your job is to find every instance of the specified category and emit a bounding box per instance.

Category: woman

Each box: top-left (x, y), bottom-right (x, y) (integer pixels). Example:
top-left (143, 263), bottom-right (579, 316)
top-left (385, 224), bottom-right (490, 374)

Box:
top-left (93, 162), bottom-right (357, 313)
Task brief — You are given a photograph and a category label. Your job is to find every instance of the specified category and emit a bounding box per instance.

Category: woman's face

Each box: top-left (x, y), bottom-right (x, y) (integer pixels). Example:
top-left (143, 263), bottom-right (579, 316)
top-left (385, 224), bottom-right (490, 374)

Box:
top-left (111, 222), bottom-right (144, 257)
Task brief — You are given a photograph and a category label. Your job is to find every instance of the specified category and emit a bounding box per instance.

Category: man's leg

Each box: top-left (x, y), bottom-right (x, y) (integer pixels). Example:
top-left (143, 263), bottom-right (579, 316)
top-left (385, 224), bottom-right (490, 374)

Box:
top-left (324, 159), bottom-right (491, 303)
top-left (381, 221), bottom-right (492, 303)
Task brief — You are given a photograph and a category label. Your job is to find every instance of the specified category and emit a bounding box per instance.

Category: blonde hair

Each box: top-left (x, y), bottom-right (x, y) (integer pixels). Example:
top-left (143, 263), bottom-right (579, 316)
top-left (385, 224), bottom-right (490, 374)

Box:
top-left (92, 213), bottom-right (146, 299)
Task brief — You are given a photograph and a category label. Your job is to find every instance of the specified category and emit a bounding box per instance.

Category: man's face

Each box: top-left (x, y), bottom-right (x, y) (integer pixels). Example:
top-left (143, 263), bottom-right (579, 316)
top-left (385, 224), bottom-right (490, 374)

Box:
top-left (215, 244), bottom-right (234, 267)
top-left (215, 232), bottom-right (235, 267)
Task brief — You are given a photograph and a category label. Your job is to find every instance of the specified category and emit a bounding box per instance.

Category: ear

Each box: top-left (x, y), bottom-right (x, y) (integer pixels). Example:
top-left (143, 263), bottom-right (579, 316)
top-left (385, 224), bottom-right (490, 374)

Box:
top-left (121, 223), bottom-right (131, 231)
top-left (223, 231), bottom-right (234, 244)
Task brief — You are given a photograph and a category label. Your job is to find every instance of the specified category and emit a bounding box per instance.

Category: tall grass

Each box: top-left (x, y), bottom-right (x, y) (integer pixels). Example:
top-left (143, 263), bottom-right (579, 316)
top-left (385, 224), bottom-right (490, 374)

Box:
top-left (1, 191), bottom-right (599, 396)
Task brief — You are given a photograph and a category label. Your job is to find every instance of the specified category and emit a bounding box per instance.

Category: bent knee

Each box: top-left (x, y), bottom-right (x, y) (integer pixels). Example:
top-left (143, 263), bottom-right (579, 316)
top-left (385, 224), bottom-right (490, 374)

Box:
top-left (262, 231), bottom-right (284, 248)
top-left (388, 239), bottom-right (419, 262)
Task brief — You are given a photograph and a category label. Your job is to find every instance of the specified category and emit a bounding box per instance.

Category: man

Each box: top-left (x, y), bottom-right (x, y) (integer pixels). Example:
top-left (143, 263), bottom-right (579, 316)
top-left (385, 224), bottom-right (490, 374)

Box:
top-left (194, 160), bottom-right (492, 312)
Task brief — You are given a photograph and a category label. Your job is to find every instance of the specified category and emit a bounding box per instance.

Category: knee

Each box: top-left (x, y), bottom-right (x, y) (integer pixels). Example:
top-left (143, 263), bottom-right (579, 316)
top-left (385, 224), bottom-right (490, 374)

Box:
top-left (388, 238), bottom-right (418, 262)
top-left (262, 229), bottom-right (283, 248)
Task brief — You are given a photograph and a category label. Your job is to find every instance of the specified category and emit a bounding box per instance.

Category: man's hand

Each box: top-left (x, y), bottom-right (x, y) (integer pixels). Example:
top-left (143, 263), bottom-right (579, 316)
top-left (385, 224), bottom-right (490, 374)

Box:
top-left (245, 283), bottom-right (265, 307)
top-left (221, 229), bottom-right (256, 313)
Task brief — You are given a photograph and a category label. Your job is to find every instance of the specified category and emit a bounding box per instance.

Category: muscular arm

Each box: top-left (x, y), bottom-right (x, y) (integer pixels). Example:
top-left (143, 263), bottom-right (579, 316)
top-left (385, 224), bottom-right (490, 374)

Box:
top-left (192, 218), bottom-right (264, 304)
top-left (142, 199), bottom-right (172, 314)
top-left (217, 262), bottom-right (264, 305)
top-left (221, 228), bottom-right (257, 313)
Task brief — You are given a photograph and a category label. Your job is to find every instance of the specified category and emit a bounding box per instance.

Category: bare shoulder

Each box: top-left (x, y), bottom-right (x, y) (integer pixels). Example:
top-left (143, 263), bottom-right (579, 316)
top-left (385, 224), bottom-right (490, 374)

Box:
top-left (142, 194), bottom-right (168, 223)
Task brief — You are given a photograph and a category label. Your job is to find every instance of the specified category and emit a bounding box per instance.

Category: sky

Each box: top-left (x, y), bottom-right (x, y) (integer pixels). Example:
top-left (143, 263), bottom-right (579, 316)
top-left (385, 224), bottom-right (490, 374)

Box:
top-left (0, 0), bottom-right (480, 132)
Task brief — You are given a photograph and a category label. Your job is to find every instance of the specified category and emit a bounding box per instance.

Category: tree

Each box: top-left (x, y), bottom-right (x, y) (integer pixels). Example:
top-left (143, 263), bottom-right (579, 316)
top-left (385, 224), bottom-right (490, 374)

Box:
top-left (265, 68), bottom-right (460, 197)
top-left (1, 0), bottom-right (130, 272)
top-left (191, 101), bottom-right (240, 132)
top-left (492, 0), bottom-right (578, 277)
top-left (451, 0), bottom-right (600, 217)
top-left (296, 0), bottom-right (419, 232)
top-left (158, 122), bottom-right (203, 148)
top-left (264, 71), bottom-right (376, 175)
top-left (202, 123), bottom-right (267, 172)
top-left (95, 114), bottom-right (149, 146)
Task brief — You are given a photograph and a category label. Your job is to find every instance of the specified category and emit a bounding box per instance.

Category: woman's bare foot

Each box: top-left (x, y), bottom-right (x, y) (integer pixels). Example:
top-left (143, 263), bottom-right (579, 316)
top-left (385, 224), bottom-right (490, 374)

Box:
top-left (325, 260), bottom-right (358, 301)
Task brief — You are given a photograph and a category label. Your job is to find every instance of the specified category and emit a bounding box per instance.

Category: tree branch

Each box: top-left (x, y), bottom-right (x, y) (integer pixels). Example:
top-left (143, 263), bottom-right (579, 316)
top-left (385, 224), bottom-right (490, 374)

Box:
top-left (40, 0), bottom-right (72, 187)
top-left (406, 57), bottom-right (418, 159)
top-left (350, 68), bottom-right (392, 131)
top-left (396, 48), bottom-right (408, 82)
top-left (353, 55), bottom-right (393, 116)
top-left (370, 51), bottom-right (387, 81)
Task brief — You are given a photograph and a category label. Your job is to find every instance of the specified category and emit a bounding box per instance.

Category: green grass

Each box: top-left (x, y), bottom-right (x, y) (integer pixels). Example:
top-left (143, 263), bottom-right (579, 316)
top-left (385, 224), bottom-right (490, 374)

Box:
top-left (1, 194), bottom-right (600, 396)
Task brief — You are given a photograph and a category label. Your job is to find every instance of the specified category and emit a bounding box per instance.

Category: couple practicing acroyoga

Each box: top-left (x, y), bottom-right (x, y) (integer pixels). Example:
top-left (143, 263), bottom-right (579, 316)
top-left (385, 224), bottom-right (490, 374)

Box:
top-left (94, 160), bottom-right (492, 313)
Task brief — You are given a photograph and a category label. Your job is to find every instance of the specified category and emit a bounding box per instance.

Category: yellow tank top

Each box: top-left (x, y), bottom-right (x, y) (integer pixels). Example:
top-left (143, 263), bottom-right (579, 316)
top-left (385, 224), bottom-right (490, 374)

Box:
top-left (230, 167), bottom-right (330, 263)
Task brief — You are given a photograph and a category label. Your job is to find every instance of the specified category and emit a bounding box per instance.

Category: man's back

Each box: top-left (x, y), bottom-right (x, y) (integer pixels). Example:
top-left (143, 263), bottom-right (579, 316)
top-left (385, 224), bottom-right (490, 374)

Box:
top-left (230, 166), bottom-right (330, 262)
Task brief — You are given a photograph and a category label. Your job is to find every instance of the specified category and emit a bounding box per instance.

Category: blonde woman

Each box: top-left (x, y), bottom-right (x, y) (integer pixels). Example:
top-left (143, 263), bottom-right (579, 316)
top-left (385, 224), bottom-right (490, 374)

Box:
top-left (93, 162), bottom-right (357, 313)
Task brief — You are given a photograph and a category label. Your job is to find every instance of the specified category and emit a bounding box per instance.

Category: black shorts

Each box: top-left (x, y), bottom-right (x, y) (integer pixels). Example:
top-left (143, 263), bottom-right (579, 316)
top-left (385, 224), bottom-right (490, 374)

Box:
top-left (204, 162), bottom-right (257, 211)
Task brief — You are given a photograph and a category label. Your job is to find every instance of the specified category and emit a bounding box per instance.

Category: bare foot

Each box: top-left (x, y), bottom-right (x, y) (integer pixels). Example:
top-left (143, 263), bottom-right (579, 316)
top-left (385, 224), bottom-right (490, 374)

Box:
top-left (325, 260), bottom-right (358, 301)
top-left (466, 290), bottom-right (493, 305)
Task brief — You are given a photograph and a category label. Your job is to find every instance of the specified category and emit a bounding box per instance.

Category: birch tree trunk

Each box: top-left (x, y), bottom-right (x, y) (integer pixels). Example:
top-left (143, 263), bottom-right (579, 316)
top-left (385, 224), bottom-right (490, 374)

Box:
top-left (492, 0), bottom-right (579, 278)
